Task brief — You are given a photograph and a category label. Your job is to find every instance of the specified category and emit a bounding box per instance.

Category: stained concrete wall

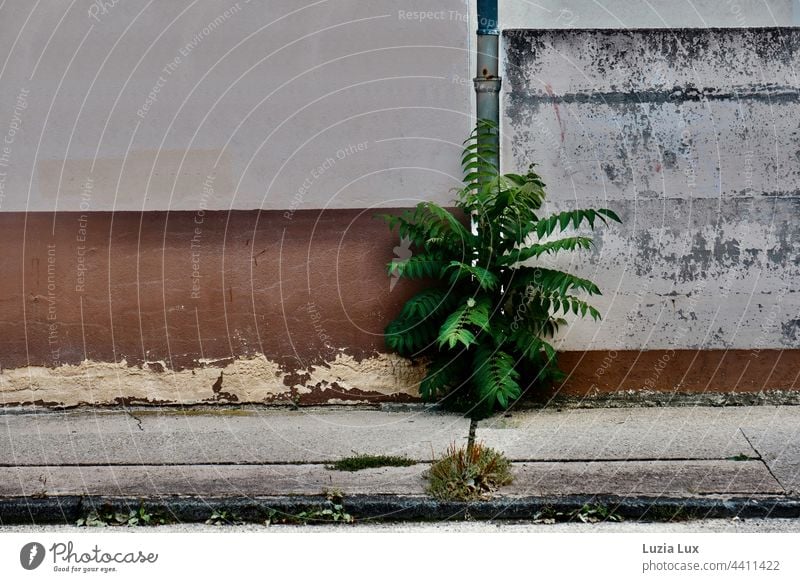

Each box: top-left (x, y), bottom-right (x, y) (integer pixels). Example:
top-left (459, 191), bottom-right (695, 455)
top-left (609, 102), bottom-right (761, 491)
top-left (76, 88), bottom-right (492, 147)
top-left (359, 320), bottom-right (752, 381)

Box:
top-left (501, 1), bottom-right (798, 29)
top-left (0, 0), bottom-right (470, 212)
top-left (503, 28), bottom-right (800, 352)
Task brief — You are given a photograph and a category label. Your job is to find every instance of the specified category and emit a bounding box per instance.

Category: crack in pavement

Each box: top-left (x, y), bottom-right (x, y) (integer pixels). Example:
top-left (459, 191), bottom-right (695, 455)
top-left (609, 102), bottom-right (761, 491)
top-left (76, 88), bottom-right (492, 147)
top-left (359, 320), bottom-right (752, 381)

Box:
top-left (739, 427), bottom-right (787, 494)
top-left (125, 409), bottom-right (144, 432)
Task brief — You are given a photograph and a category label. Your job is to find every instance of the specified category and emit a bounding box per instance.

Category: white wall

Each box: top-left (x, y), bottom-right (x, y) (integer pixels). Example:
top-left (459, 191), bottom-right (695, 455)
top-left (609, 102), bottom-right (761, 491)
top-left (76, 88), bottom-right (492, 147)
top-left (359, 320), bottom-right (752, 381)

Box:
top-left (4, 1), bottom-right (793, 214)
top-left (0, 0), bottom-right (471, 212)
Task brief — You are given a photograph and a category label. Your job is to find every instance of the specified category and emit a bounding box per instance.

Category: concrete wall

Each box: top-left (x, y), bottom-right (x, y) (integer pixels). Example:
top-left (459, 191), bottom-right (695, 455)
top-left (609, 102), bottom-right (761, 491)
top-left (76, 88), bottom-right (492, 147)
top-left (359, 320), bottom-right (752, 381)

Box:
top-left (501, 0), bottom-right (798, 29)
top-left (0, 0), bottom-right (470, 212)
top-left (504, 27), bottom-right (800, 393)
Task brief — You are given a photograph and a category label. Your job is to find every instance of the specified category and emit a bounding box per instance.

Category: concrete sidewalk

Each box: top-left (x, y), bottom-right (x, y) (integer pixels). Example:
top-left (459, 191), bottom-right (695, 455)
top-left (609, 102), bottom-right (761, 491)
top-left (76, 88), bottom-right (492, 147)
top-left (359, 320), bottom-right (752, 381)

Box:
top-left (1, 405), bottom-right (799, 523)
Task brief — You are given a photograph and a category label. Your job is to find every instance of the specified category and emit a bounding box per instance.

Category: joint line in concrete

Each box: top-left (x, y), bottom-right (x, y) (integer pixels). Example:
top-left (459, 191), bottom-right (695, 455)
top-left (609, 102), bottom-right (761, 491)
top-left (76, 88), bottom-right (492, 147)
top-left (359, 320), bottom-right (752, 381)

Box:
top-left (739, 427), bottom-right (787, 494)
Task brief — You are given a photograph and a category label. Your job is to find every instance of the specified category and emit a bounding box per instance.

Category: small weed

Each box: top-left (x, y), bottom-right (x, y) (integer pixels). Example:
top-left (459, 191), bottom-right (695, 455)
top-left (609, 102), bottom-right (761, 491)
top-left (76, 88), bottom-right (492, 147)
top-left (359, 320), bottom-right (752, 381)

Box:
top-left (532, 505), bottom-right (562, 524)
top-left (264, 489), bottom-right (353, 525)
top-left (327, 454), bottom-right (416, 472)
top-left (426, 442), bottom-right (513, 501)
top-left (76, 510), bottom-right (113, 528)
top-left (531, 504), bottom-right (623, 524)
top-left (205, 510), bottom-right (244, 526)
top-left (32, 475), bottom-right (48, 499)
top-left (726, 454), bottom-right (753, 461)
top-left (265, 506), bottom-right (353, 525)
top-left (294, 504), bottom-right (353, 524)
top-left (76, 504), bottom-right (171, 527)
top-left (323, 488), bottom-right (344, 502)
top-left (571, 503), bottom-right (623, 523)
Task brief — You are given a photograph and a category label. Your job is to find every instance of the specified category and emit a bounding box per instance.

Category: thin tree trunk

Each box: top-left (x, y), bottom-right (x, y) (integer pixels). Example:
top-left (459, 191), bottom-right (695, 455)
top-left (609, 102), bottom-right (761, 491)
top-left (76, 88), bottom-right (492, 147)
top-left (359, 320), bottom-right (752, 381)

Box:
top-left (466, 417), bottom-right (477, 455)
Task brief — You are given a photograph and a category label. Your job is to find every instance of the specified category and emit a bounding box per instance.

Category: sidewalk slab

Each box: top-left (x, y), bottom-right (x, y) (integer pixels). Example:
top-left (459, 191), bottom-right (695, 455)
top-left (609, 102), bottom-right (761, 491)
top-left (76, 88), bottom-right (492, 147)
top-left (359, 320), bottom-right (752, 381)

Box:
top-left (0, 465), bottom-right (427, 497)
top-left (477, 407), bottom-right (758, 460)
top-left (0, 409), bottom-right (469, 465)
top-left (741, 407), bottom-right (800, 494)
top-left (0, 459), bottom-right (782, 499)
top-left (506, 460), bottom-right (783, 497)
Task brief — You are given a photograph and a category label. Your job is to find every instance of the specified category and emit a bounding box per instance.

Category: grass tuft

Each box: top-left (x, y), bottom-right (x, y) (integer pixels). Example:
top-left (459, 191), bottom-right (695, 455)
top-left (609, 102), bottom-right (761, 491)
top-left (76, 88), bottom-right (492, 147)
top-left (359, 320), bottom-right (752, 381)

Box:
top-left (426, 442), bottom-right (512, 501)
top-left (327, 454), bottom-right (417, 472)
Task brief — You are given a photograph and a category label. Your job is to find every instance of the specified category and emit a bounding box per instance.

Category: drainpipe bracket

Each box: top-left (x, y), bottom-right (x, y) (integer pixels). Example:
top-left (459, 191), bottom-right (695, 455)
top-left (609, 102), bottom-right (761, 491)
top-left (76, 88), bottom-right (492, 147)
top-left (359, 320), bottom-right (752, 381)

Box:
top-left (473, 77), bottom-right (502, 93)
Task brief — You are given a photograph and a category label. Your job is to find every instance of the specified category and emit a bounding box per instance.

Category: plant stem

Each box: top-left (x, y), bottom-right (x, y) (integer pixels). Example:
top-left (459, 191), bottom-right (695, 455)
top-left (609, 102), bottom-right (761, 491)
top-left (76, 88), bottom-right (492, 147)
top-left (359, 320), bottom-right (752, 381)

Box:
top-left (466, 417), bottom-right (477, 455)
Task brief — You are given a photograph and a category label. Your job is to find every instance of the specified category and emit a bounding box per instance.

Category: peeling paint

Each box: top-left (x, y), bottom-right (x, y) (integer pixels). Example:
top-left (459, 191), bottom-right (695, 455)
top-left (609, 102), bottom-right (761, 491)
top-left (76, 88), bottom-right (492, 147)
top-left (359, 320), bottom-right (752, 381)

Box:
top-left (299, 352), bottom-right (425, 398)
top-left (0, 353), bottom-right (424, 407)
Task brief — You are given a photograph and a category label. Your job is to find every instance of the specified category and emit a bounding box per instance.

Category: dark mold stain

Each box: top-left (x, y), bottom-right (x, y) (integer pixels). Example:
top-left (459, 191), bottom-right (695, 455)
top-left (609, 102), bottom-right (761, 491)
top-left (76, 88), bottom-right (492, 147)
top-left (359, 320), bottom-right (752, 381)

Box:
top-left (782, 320), bottom-right (800, 344)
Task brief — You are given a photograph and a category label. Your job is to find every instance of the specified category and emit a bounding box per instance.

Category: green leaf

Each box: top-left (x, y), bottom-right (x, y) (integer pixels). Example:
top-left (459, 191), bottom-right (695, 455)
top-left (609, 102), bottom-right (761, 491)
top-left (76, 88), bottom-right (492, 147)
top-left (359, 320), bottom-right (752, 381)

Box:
top-left (507, 267), bottom-right (602, 296)
top-left (443, 261), bottom-right (499, 291)
top-left (419, 357), bottom-right (465, 400)
top-left (388, 255), bottom-right (447, 279)
top-left (535, 208), bottom-right (618, 239)
top-left (385, 316), bottom-right (439, 356)
top-left (438, 298), bottom-right (491, 349)
top-left (473, 344), bottom-right (521, 410)
top-left (398, 288), bottom-right (459, 320)
top-left (557, 296), bottom-right (602, 321)
top-left (597, 208), bottom-right (621, 223)
top-left (498, 236), bottom-right (594, 265)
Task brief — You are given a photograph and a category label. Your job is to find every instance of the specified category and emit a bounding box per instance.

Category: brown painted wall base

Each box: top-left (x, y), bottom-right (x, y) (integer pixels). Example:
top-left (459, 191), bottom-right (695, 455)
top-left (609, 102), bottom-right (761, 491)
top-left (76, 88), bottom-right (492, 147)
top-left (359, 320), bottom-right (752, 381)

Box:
top-left (0, 210), bottom-right (797, 406)
top-left (0, 209), bottom-right (407, 371)
top-left (557, 349), bottom-right (800, 396)
top-left (0, 209), bottom-right (427, 406)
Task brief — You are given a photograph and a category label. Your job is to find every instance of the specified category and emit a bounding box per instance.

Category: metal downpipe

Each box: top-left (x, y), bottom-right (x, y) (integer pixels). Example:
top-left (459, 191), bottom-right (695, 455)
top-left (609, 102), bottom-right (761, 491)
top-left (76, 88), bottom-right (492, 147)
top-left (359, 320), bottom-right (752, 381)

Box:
top-left (475, 0), bottom-right (501, 169)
